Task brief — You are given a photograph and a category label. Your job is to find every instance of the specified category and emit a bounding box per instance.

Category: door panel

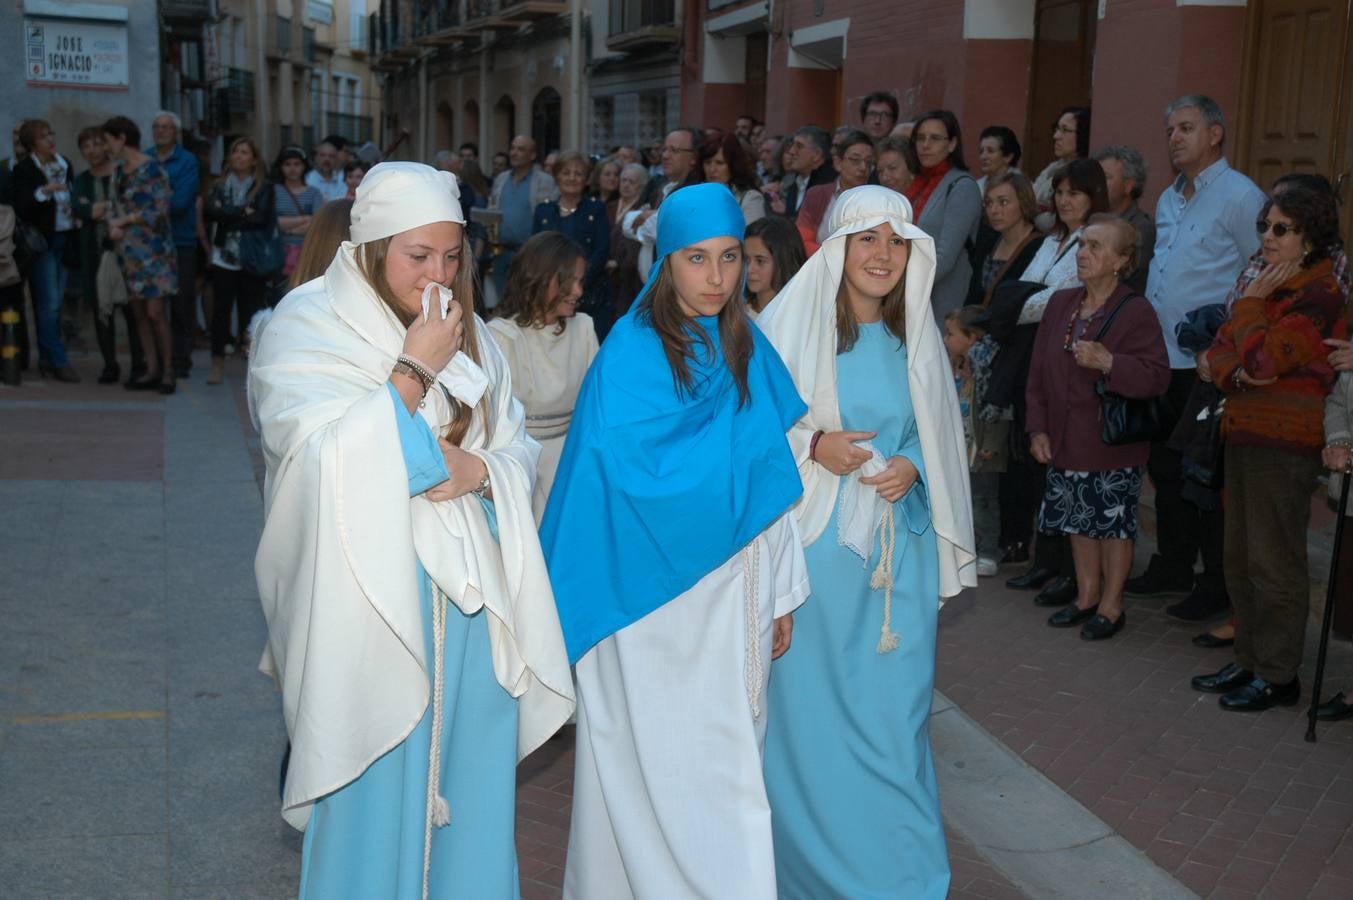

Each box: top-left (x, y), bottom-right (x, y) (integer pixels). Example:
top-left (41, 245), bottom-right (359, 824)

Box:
top-left (1242, 1), bottom-right (1350, 189)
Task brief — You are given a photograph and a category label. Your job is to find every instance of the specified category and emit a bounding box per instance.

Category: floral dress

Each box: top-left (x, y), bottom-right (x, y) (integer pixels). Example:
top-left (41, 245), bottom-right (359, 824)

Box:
top-left (113, 159), bottom-right (178, 300)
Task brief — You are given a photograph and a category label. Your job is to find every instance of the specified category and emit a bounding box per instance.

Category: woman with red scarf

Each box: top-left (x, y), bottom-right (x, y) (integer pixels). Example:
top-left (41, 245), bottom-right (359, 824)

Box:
top-left (906, 110), bottom-right (982, 320)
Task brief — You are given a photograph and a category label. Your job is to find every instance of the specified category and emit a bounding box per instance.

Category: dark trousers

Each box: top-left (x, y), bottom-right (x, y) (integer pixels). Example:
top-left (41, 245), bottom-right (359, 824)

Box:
top-left (93, 304), bottom-right (146, 374)
top-left (1146, 368), bottom-right (1225, 590)
top-left (171, 246), bottom-right (198, 371)
top-left (210, 267), bottom-right (264, 358)
top-left (1224, 443), bottom-right (1321, 683)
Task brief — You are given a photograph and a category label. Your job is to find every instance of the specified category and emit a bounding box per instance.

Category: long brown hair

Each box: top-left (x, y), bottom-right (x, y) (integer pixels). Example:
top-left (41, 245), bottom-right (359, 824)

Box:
top-left (639, 260), bottom-right (753, 408)
top-left (493, 231), bottom-right (586, 334)
top-left (290, 198), bottom-right (352, 287)
top-left (836, 232), bottom-right (908, 354)
top-left (356, 229), bottom-right (488, 446)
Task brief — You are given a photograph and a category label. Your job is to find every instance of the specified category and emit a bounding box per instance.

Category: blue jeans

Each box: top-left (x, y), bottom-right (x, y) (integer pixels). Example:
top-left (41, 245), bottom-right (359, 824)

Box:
top-left (29, 231), bottom-right (70, 369)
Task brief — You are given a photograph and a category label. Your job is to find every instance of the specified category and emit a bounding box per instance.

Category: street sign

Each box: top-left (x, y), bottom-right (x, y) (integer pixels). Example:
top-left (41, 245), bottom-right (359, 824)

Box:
top-left (23, 15), bottom-right (130, 89)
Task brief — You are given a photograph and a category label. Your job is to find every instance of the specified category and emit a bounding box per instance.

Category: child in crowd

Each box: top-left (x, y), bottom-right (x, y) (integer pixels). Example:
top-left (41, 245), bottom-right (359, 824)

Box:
top-left (944, 305), bottom-right (1009, 576)
top-left (743, 215), bottom-right (807, 318)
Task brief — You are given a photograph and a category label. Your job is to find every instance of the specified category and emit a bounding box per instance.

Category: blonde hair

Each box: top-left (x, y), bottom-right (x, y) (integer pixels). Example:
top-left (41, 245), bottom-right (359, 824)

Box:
top-left (356, 229), bottom-right (489, 446)
top-left (290, 198), bottom-right (353, 287)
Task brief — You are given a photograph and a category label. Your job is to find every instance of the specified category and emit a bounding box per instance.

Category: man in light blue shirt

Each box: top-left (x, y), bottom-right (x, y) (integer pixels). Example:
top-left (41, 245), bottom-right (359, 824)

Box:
top-left (1130, 94), bottom-right (1265, 621)
top-left (305, 140), bottom-right (348, 203)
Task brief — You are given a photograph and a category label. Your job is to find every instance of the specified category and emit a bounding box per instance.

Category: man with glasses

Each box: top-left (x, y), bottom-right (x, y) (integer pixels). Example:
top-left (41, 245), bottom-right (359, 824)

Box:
top-left (626, 126), bottom-right (704, 277)
top-left (1132, 94), bottom-right (1264, 624)
top-left (796, 130), bottom-right (875, 254)
top-left (779, 125), bottom-right (836, 218)
top-left (859, 91), bottom-right (899, 144)
top-left (148, 111), bottom-right (201, 378)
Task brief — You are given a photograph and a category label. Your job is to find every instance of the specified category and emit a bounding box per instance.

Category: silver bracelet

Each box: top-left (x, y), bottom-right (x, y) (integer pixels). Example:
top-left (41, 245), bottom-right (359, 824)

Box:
top-left (472, 471), bottom-right (491, 498)
top-left (396, 354), bottom-right (437, 391)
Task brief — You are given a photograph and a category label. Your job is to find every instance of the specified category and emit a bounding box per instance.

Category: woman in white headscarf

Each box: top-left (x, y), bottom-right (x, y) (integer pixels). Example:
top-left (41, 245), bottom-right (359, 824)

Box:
top-left (249, 162), bottom-right (573, 899)
top-left (758, 184), bottom-right (976, 898)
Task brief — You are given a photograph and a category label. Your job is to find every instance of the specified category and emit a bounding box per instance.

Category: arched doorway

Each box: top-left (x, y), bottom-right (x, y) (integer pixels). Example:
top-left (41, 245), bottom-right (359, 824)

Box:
top-left (463, 99), bottom-right (480, 150)
top-left (436, 100), bottom-right (454, 151)
top-left (494, 95), bottom-right (516, 155)
top-left (532, 87), bottom-right (562, 156)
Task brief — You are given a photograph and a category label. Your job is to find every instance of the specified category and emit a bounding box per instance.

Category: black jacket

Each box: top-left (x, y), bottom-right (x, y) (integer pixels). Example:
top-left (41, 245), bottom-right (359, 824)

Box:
top-left (780, 162), bottom-right (837, 217)
top-left (12, 154), bottom-right (74, 238)
top-left (204, 177), bottom-right (276, 248)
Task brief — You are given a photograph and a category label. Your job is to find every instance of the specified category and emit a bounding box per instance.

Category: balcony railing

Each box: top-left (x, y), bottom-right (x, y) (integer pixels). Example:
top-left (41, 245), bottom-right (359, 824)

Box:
top-left (608, 0), bottom-right (677, 50)
top-left (327, 112), bottom-right (375, 146)
top-left (214, 67), bottom-right (255, 119)
top-left (414, 1), bottom-right (463, 38)
top-left (163, 0), bottom-right (215, 22)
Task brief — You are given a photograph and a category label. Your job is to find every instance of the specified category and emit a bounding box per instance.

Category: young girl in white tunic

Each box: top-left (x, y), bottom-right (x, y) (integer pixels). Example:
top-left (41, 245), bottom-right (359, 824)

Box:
top-left (539, 183), bottom-right (811, 900)
top-left (487, 232), bottom-right (598, 521)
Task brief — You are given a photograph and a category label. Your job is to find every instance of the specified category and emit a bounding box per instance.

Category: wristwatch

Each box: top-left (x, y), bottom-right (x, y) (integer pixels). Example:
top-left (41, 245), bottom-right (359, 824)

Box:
top-left (472, 472), bottom-right (491, 498)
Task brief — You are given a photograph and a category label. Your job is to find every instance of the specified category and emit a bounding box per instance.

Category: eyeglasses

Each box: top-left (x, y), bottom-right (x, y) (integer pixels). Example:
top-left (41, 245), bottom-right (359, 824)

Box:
top-left (864, 110), bottom-right (893, 121)
top-left (842, 154), bottom-right (874, 167)
top-left (915, 134), bottom-right (951, 145)
top-left (1054, 125), bottom-right (1077, 136)
top-left (1256, 220), bottom-right (1301, 237)
top-left (662, 145), bottom-right (694, 155)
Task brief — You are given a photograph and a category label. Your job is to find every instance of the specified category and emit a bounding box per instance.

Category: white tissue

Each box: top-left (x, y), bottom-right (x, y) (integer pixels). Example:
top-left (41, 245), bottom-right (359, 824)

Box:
top-left (420, 282), bottom-right (454, 321)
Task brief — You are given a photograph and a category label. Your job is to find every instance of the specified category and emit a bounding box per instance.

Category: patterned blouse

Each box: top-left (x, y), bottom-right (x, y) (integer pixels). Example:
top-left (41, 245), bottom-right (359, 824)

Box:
top-left (113, 159), bottom-right (178, 300)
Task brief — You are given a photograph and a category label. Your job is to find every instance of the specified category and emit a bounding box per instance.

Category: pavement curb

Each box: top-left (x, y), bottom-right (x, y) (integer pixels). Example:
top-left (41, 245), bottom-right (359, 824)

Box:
top-left (932, 690), bottom-right (1199, 899)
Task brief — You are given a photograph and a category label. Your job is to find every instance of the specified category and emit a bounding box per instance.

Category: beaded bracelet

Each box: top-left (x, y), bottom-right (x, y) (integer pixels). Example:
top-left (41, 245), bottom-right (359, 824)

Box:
top-left (397, 354), bottom-right (437, 392)
top-left (392, 361), bottom-right (432, 397)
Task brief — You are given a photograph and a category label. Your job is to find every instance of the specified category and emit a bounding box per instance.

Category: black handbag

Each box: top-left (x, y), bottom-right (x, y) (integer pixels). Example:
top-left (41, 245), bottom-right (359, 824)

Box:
top-left (1091, 293), bottom-right (1172, 446)
top-left (240, 222), bottom-right (285, 277)
top-left (12, 219), bottom-right (48, 272)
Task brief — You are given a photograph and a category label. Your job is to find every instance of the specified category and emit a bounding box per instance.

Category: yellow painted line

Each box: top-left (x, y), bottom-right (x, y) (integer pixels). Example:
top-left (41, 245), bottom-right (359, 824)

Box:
top-left (9, 709), bottom-right (165, 725)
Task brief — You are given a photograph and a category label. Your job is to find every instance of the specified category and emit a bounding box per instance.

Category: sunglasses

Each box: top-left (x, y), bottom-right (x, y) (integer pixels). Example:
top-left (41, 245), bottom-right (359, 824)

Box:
top-left (1256, 220), bottom-right (1301, 237)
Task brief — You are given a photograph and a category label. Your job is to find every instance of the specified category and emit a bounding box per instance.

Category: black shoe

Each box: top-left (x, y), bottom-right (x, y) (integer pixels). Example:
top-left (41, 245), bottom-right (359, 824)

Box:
top-left (1049, 603), bottom-right (1098, 628)
top-left (1000, 542), bottom-right (1029, 565)
top-left (1219, 676), bottom-right (1300, 712)
top-left (1081, 612), bottom-right (1125, 641)
top-left (1007, 566), bottom-right (1056, 591)
top-left (1191, 662), bottom-right (1253, 694)
top-left (1034, 576), bottom-right (1077, 607)
top-left (1192, 632), bottom-right (1234, 649)
top-left (1314, 692), bottom-right (1353, 721)
top-left (158, 379), bottom-right (176, 396)
top-left (1166, 587), bottom-right (1231, 622)
top-left (124, 374), bottom-right (163, 391)
top-left (97, 364), bottom-right (120, 384)
top-left (51, 365), bottom-right (81, 383)
top-left (1124, 555), bottom-right (1194, 596)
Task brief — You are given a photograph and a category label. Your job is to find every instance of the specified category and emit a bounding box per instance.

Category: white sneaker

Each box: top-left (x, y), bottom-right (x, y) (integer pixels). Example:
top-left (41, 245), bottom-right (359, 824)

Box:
top-left (976, 556), bottom-right (999, 577)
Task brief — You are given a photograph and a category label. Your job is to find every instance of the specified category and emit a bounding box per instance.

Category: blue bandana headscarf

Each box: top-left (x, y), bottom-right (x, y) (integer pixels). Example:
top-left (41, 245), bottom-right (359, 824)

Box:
top-left (540, 184), bottom-right (808, 662)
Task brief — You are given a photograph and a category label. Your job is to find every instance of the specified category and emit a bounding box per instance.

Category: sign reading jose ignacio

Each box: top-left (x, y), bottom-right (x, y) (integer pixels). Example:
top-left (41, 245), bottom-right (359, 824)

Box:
top-left (24, 16), bottom-right (129, 89)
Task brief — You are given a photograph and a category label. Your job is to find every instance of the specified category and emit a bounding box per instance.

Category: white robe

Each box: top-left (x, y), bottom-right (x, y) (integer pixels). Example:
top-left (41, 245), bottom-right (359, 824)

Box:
top-left (486, 313), bottom-right (598, 522)
top-left (565, 513), bottom-right (810, 900)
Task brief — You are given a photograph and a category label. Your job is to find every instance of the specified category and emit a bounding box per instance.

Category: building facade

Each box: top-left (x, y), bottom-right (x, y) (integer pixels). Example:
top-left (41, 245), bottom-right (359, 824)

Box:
top-left (1, 0), bottom-right (163, 165)
top-left (160, 0), bottom-right (382, 169)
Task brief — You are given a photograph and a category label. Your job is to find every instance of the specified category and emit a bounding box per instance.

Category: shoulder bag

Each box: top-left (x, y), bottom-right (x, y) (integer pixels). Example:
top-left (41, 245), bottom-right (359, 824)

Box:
top-left (240, 185), bottom-right (285, 277)
top-left (1092, 293), bottom-right (1172, 446)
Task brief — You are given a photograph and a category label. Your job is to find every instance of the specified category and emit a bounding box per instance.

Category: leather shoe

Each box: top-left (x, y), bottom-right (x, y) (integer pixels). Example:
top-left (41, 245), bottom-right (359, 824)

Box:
top-left (1166, 588), bottom-right (1231, 621)
top-left (97, 364), bottom-right (120, 385)
top-left (1192, 632), bottom-right (1234, 649)
top-left (1081, 612), bottom-right (1125, 640)
top-left (1314, 692), bottom-right (1353, 721)
top-left (1048, 603), bottom-right (1098, 628)
top-left (1000, 542), bottom-right (1029, 565)
top-left (1006, 566), bottom-right (1055, 591)
top-left (1034, 576), bottom-right (1077, 607)
top-left (1219, 676), bottom-right (1300, 712)
top-left (1191, 662), bottom-right (1254, 694)
top-left (51, 365), bottom-right (81, 383)
top-left (1124, 555), bottom-right (1193, 596)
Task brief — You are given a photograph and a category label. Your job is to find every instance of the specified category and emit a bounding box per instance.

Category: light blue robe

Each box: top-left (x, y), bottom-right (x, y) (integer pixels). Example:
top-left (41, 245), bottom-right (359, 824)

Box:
top-left (298, 384), bottom-right (521, 900)
top-left (763, 321), bottom-right (949, 899)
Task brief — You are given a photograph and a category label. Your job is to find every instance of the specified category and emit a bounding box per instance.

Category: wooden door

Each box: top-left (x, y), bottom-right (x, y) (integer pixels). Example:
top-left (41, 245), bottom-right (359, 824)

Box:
top-left (1024, 0), bottom-right (1096, 173)
top-left (1238, 1), bottom-right (1351, 191)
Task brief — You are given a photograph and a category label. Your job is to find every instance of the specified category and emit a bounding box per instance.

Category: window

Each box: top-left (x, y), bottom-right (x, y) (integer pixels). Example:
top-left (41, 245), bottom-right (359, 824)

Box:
top-left (350, 7), bottom-right (366, 50)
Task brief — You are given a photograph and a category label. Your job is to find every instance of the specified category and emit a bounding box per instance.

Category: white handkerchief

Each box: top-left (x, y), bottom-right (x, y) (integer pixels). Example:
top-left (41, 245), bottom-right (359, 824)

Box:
top-left (421, 282), bottom-right (454, 321)
top-left (836, 441), bottom-right (888, 565)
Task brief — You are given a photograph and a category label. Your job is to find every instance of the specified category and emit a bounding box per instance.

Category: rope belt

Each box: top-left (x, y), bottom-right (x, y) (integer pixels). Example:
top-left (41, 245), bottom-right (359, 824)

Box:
top-left (742, 539), bottom-right (763, 719)
top-left (422, 583), bottom-right (453, 900)
top-left (871, 506), bottom-right (900, 654)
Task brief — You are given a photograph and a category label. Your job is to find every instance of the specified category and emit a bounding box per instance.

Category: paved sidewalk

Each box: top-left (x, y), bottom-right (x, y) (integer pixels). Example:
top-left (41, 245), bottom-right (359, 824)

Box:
top-left (8, 344), bottom-right (1340, 898)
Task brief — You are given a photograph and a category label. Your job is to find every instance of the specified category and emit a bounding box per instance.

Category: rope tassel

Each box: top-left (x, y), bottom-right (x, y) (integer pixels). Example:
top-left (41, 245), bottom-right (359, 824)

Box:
top-left (423, 584), bottom-right (453, 900)
top-left (872, 507), bottom-right (900, 654)
top-left (743, 540), bottom-right (764, 719)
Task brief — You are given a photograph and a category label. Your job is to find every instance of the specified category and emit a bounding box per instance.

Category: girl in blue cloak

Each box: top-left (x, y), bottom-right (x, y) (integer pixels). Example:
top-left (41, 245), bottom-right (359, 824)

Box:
top-left (757, 185), bottom-right (977, 899)
top-left (539, 183), bottom-right (810, 899)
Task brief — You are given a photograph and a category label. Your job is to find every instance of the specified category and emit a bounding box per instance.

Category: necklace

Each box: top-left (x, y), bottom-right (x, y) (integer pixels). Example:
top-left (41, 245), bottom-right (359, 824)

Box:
top-left (559, 201), bottom-right (578, 215)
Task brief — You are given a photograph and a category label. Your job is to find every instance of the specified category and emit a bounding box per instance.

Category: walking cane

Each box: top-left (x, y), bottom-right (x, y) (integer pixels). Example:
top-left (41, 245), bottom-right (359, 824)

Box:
top-left (1306, 465), bottom-right (1351, 743)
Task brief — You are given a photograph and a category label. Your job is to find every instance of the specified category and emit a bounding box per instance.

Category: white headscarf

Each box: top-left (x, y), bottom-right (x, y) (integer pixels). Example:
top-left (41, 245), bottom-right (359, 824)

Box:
top-left (758, 185), bottom-right (977, 602)
top-left (350, 161), bottom-right (465, 244)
